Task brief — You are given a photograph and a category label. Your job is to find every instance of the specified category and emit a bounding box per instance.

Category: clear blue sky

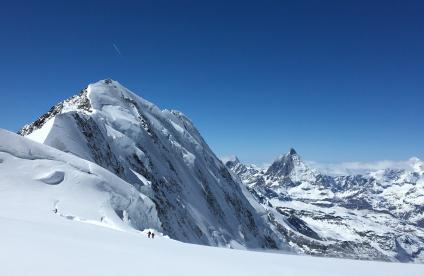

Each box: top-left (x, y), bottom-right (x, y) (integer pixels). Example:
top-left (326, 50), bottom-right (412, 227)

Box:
top-left (0, 0), bottom-right (423, 164)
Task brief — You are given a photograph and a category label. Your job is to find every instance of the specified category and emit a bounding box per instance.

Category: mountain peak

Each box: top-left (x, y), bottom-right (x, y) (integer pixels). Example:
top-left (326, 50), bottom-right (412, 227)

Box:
top-left (103, 78), bottom-right (114, 84)
top-left (288, 148), bottom-right (297, 155)
top-left (265, 148), bottom-right (310, 178)
top-left (18, 80), bottom-right (281, 249)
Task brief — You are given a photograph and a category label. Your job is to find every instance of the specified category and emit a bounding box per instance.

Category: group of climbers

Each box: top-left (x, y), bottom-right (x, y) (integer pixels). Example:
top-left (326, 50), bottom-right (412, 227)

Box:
top-left (147, 231), bottom-right (155, 239)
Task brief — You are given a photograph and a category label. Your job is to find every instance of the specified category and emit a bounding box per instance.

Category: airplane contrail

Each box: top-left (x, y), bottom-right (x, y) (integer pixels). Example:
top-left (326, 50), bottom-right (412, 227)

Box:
top-left (112, 43), bottom-right (122, 56)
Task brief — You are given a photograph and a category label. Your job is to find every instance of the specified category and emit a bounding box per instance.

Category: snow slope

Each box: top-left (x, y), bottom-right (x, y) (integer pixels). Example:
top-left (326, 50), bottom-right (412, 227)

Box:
top-left (0, 130), bottom-right (422, 275)
top-left (0, 129), bottom-right (161, 232)
top-left (2, 215), bottom-right (424, 276)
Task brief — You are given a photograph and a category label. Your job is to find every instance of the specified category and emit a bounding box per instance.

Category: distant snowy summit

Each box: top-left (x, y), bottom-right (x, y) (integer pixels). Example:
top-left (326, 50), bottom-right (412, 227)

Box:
top-left (9, 78), bottom-right (424, 263)
top-left (225, 149), bottom-right (424, 262)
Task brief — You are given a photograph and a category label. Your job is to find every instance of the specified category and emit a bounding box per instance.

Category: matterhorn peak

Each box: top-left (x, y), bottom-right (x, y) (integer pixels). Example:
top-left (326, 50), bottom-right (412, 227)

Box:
top-left (266, 149), bottom-right (302, 178)
top-left (288, 147), bottom-right (297, 155)
top-left (274, 147), bottom-right (300, 162)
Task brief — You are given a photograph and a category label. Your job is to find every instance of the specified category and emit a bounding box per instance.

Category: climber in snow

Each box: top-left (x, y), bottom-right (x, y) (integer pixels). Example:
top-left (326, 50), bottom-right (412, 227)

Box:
top-left (147, 231), bottom-right (151, 238)
top-left (151, 232), bottom-right (155, 239)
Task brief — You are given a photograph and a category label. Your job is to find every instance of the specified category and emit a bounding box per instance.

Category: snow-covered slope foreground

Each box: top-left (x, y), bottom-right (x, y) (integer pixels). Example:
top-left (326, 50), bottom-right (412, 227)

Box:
top-left (3, 129), bottom-right (422, 275)
top-left (2, 215), bottom-right (424, 276)
top-left (16, 80), bottom-right (281, 249)
top-left (226, 150), bottom-right (424, 262)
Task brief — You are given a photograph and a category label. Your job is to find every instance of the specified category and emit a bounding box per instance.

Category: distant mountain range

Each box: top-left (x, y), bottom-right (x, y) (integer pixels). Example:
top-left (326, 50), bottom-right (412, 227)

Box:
top-left (7, 79), bottom-right (424, 262)
top-left (225, 149), bottom-right (424, 262)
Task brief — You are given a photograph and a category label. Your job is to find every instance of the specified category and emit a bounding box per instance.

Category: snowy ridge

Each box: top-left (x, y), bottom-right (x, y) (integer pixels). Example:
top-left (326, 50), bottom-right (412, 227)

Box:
top-left (17, 79), bottom-right (282, 249)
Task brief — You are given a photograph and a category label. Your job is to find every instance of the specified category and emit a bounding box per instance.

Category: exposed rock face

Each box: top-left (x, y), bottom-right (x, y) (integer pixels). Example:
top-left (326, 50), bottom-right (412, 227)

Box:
top-left (266, 148), bottom-right (298, 178)
top-left (18, 79), bottom-right (282, 249)
top-left (226, 150), bottom-right (424, 262)
top-left (19, 88), bottom-right (92, 136)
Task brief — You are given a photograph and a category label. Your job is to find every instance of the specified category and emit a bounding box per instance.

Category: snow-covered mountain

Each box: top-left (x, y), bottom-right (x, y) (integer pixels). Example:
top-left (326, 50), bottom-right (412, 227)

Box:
top-left (17, 79), bottom-right (281, 249)
top-left (225, 149), bottom-right (424, 262)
